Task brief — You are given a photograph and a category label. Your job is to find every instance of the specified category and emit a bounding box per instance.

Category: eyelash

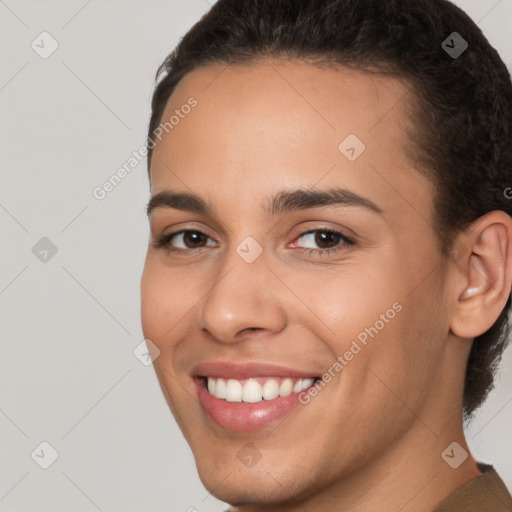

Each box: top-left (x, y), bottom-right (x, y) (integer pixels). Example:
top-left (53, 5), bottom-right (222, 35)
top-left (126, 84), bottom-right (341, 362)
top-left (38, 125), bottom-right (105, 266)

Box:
top-left (154, 228), bottom-right (355, 258)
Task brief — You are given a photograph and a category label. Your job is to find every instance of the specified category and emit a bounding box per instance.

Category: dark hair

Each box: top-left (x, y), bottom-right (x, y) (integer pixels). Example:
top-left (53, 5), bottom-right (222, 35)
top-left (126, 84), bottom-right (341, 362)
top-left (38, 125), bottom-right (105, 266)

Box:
top-left (147, 0), bottom-right (512, 418)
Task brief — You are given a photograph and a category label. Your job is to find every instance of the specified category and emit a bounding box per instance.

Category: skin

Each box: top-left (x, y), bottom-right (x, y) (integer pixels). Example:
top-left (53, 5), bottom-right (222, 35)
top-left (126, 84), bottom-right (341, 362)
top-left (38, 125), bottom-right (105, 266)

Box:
top-left (140, 59), bottom-right (512, 511)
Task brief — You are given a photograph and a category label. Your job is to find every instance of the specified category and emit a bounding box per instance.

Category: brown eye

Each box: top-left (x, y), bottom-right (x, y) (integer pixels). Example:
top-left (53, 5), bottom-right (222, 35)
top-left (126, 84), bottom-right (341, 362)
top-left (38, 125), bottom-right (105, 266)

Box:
top-left (295, 229), bottom-right (348, 249)
top-left (155, 230), bottom-right (217, 251)
top-left (181, 231), bottom-right (208, 248)
top-left (291, 228), bottom-right (355, 257)
top-left (314, 230), bottom-right (343, 248)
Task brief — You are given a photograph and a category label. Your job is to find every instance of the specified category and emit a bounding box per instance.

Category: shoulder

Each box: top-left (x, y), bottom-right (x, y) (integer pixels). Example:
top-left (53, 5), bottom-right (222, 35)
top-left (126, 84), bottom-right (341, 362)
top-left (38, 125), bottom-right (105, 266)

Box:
top-left (434, 464), bottom-right (512, 512)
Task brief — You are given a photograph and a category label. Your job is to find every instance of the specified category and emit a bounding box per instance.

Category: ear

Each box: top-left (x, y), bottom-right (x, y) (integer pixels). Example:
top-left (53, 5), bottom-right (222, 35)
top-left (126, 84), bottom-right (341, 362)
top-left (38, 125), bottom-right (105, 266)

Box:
top-left (450, 211), bottom-right (512, 339)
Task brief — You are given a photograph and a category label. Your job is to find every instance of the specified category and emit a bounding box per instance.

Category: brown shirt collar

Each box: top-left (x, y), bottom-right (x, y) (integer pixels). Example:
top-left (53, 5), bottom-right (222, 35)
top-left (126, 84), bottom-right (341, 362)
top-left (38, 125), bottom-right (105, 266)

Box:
top-left (434, 464), bottom-right (512, 511)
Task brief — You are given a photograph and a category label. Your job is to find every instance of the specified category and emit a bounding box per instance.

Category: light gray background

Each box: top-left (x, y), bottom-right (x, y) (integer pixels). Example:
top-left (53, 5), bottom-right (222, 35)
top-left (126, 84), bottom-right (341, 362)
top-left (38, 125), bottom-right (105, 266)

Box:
top-left (1, 1), bottom-right (511, 511)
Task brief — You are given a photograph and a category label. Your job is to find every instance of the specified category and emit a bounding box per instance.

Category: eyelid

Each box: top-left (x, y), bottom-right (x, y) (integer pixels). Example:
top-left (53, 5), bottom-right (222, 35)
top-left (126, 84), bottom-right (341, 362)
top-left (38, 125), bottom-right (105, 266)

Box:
top-left (153, 228), bottom-right (217, 251)
top-left (153, 221), bottom-right (218, 241)
top-left (288, 222), bottom-right (357, 243)
top-left (288, 228), bottom-right (354, 251)
top-left (149, 213), bottom-right (226, 240)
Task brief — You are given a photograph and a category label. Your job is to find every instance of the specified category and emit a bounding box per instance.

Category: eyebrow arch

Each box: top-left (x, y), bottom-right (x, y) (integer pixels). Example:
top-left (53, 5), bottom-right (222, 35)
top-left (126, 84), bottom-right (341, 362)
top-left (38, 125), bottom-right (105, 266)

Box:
top-left (146, 187), bottom-right (384, 217)
top-left (147, 190), bottom-right (209, 217)
top-left (267, 188), bottom-right (384, 216)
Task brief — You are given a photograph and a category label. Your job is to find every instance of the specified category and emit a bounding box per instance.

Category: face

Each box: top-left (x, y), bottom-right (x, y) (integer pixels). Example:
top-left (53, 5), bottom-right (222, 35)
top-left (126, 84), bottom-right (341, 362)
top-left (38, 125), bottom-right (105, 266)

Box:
top-left (141, 60), bottom-right (459, 506)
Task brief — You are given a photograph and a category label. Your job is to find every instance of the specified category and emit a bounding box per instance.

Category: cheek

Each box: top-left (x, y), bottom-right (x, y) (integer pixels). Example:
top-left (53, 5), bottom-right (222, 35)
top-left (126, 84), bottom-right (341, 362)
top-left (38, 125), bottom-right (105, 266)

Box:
top-left (340, 281), bottom-right (448, 420)
top-left (140, 260), bottom-right (185, 344)
top-left (290, 261), bottom-right (441, 392)
top-left (282, 263), bottom-right (401, 345)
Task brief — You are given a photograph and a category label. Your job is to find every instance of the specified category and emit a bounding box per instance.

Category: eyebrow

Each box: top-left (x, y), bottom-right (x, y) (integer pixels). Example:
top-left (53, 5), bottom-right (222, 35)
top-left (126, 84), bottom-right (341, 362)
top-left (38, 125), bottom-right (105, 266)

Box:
top-left (146, 188), bottom-right (384, 217)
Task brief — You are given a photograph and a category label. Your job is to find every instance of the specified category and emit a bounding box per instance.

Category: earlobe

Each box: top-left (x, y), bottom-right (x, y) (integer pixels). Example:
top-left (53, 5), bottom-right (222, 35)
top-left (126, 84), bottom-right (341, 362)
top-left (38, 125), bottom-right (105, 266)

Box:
top-left (450, 212), bottom-right (512, 339)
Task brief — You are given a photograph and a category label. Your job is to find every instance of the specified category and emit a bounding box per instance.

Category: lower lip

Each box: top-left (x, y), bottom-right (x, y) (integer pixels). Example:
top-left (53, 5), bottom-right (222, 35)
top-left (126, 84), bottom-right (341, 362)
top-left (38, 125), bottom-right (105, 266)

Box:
top-left (194, 378), bottom-right (305, 432)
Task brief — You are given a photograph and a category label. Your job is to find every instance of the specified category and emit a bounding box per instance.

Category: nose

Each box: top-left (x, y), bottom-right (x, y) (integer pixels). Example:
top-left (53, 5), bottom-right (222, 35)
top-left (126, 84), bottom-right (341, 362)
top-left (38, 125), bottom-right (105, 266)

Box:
top-left (195, 249), bottom-right (288, 344)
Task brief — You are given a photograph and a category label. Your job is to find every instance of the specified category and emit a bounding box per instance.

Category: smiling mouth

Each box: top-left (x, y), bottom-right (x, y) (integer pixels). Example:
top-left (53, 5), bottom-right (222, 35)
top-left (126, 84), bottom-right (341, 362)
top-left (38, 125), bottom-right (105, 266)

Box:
top-left (201, 376), bottom-right (321, 403)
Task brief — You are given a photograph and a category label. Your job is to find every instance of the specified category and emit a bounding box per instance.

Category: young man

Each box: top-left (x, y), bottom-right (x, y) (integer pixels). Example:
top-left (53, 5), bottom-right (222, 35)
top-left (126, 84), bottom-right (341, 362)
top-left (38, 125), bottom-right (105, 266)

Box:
top-left (140, 0), bottom-right (512, 510)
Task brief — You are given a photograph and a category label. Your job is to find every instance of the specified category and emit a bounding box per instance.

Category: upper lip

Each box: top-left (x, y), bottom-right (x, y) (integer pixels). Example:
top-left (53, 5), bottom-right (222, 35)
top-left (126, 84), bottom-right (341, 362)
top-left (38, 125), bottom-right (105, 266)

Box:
top-left (192, 361), bottom-right (320, 380)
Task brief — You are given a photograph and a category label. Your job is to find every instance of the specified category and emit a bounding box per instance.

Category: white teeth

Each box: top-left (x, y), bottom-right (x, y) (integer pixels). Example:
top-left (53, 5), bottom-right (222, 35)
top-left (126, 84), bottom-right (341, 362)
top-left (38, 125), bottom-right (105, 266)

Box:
top-left (262, 379), bottom-right (279, 400)
top-left (242, 379), bottom-right (262, 403)
top-left (226, 379), bottom-right (243, 402)
top-left (301, 378), bottom-right (314, 390)
top-left (215, 378), bottom-right (227, 399)
top-left (279, 378), bottom-right (293, 397)
top-left (206, 376), bottom-right (317, 402)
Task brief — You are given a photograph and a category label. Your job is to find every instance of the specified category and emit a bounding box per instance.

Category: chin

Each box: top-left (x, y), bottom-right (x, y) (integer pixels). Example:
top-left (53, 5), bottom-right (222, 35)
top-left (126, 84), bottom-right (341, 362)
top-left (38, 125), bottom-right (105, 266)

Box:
top-left (198, 471), bottom-right (294, 508)
top-left (194, 456), bottom-right (323, 509)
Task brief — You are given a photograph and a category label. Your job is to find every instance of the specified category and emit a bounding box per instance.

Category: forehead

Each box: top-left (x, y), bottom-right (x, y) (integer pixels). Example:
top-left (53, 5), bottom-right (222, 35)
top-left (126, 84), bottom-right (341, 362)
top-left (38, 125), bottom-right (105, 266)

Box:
top-left (152, 59), bottom-right (412, 164)
top-left (149, 59), bottom-right (433, 226)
